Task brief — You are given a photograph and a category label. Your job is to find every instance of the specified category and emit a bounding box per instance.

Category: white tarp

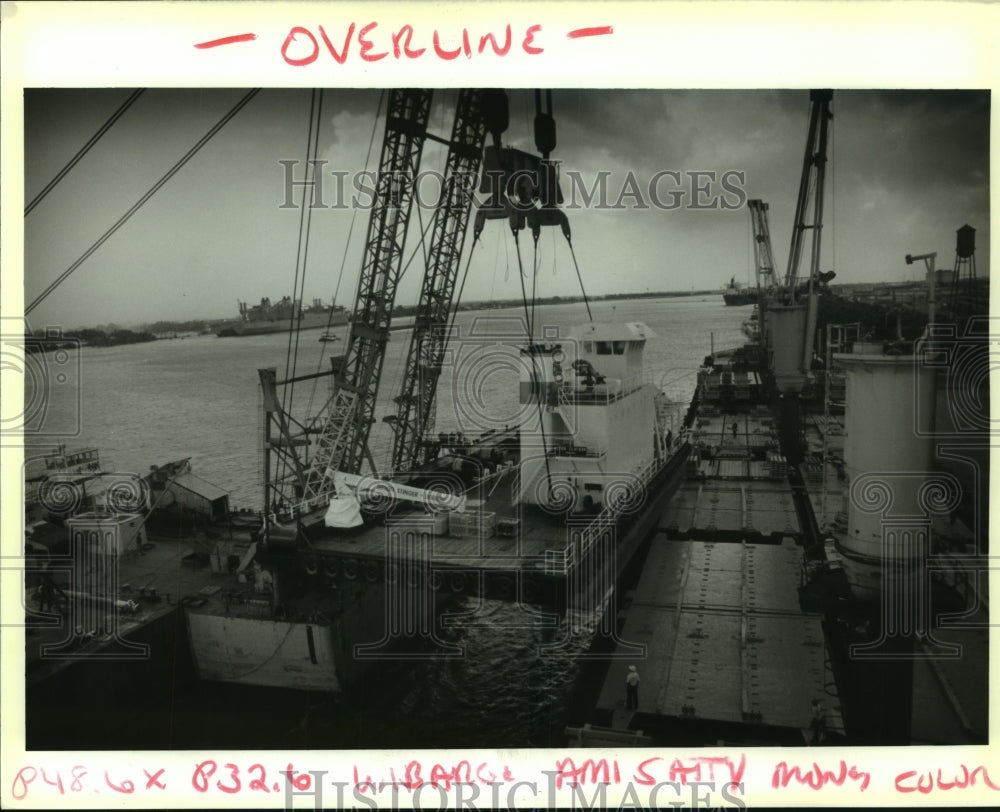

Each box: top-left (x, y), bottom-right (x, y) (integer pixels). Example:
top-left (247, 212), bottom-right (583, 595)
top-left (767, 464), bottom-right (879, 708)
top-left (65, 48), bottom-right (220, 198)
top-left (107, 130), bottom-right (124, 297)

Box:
top-left (323, 492), bottom-right (363, 528)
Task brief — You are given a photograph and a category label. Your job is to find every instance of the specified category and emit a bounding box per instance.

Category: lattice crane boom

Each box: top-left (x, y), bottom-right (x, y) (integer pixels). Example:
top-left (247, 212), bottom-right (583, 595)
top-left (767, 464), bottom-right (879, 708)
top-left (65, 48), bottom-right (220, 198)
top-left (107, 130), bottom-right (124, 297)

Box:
top-left (301, 89), bottom-right (434, 499)
top-left (387, 89), bottom-right (489, 474)
top-left (747, 199), bottom-right (777, 295)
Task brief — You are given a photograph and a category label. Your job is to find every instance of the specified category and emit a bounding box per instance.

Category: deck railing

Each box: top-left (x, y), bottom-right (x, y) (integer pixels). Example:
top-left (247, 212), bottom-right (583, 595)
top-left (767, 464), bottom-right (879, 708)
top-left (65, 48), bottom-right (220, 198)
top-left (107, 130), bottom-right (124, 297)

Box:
top-left (544, 455), bottom-right (662, 575)
top-left (557, 374), bottom-right (648, 407)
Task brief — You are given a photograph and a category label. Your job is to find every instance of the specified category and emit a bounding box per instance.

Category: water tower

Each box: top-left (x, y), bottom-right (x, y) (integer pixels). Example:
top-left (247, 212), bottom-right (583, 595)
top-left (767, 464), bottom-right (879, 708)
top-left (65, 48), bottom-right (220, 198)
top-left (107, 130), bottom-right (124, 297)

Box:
top-left (950, 224), bottom-right (978, 313)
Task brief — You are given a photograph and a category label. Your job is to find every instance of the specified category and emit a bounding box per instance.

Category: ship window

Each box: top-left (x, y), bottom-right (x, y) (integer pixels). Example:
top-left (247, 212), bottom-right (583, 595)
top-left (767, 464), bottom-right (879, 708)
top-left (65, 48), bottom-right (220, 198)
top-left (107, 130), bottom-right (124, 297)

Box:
top-left (583, 341), bottom-right (593, 353)
top-left (613, 341), bottom-right (626, 354)
top-left (596, 342), bottom-right (611, 355)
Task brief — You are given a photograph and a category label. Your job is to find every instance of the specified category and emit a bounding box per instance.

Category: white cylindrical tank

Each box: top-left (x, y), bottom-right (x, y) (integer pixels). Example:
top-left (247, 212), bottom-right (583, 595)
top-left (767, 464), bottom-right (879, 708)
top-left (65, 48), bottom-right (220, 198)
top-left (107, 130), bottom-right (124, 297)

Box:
top-left (768, 302), bottom-right (809, 394)
top-left (835, 347), bottom-right (935, 602)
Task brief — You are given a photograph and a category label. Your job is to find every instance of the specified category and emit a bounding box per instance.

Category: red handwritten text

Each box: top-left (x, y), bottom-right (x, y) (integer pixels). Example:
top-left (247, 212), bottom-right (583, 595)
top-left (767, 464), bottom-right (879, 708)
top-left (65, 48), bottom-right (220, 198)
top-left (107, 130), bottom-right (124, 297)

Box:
top-left (10, 763), bottom-right (304, 800)
top-left (552, 758), bottom-right (621, 789)
top-left (11, 766), bottom-right (156, 800)
top-left (189, 761), bottom-right (305, 794)
top-left (633, 755), bottom-right (747, 789)
top-left (279, 22), bottom-right (544, 66)
top-left (353, 761), bottom-right (514, 793)
top-left (896, 765), bottom-right (1000, 793)
top-left (772, 760), bottom-right (870, 791)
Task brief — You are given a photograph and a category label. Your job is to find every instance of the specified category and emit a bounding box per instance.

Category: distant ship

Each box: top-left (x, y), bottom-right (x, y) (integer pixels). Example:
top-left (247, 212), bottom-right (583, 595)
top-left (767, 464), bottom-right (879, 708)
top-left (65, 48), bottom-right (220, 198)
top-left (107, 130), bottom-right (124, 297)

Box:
top-left (722, 276), bottom-right (758, 306)
top-left (216, 297), bottom-right (348, 337)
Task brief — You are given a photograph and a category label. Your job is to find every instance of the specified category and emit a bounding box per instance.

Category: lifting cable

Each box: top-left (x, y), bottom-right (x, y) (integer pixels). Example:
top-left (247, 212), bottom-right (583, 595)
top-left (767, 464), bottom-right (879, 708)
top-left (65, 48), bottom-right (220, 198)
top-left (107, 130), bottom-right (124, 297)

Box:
top-left (565, 237), bottom-right (593, 322)
top-left (397, 197), bottom-right (439, 285)
top-left (551, 227), bottom-right (557, 276)
top-left (444, 235), bottom-right (481, 350)
top-left (304, 90), bottom-right (386, 419)
top-left (25, 89), bottom-right (146, 217)
top-left (532, 220), bottom-right (593, 324)
top-left (26, 88), bottom-right (260, 316)
top-left (512, 229), bottom-right (534, 338)
top-left (530, 234), bottom-right (540, 340)
top-left (283, 88), bottom-right (324, 418)
top-left (513, 227), bottom-right (555, 502)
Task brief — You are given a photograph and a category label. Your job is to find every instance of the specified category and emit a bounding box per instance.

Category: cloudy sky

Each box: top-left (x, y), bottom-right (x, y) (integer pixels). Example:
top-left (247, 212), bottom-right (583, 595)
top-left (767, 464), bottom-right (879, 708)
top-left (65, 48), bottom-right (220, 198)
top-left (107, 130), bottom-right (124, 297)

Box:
top-left (23, 88), bottom-right (989, 330)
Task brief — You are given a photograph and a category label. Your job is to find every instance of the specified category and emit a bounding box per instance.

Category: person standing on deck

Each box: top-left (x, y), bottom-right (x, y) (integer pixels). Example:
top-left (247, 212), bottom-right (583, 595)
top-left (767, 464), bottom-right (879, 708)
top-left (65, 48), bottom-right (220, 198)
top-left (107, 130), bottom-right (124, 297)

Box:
top-left (731, 421), bottom-right (738, 439)
top-left (625, 665), bottom-right (640, 710)
top-left (809, 699), bottom-right (827, 744)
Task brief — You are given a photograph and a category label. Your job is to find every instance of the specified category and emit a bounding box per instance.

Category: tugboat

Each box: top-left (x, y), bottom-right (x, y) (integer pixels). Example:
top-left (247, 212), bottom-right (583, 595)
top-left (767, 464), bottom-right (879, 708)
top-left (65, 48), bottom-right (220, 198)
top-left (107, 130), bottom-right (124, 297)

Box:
top-left (182, 88), bottom-right (693, 693)
top-left (183, 319), bottom-right (691, 692)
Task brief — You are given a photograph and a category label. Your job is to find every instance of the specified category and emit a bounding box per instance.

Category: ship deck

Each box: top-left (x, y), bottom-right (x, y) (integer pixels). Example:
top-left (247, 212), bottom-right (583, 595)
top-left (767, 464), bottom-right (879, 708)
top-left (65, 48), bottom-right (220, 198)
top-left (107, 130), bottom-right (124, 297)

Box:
top-left (585, 388), bottom-right (841, 743)
top-left (26, 443), bottom-right (692, 683)
top-left (308, 467), bottom-right (578, 571)
top-left (663, 409), bottom-right (801, 541)
top-left (25, 530), bottom-right (242, 683)
top-left (591, 533), bottom-right (842, 743)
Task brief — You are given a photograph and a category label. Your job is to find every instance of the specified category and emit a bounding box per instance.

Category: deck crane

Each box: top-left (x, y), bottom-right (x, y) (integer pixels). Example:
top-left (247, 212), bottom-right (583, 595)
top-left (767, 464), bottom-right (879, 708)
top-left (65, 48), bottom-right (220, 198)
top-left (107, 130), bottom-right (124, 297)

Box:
top-left (747, 199), bottom-right (777, 297)
top-left (766, 90), bottom-right (833, 394)
top-left (747, 198), bottom-right (777, 352)
top-left (260, 89), bottom-right (435, 520)
top-left (260, 89), bottom-right (504, 526)
top-left (386, 89), bottom-right (504, 474)
top-left (260, 89), bottom-right (581, 528)
top-left (787, 89), bottom-right (832, 373)
top-left (784, 90), bottom-right (832, 303)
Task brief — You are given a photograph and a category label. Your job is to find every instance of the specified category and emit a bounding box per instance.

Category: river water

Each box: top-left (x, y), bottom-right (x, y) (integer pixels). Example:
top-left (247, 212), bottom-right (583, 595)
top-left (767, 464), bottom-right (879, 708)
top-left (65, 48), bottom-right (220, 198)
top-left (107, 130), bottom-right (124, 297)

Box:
top-left (25, 296), bottom-right (746, 749)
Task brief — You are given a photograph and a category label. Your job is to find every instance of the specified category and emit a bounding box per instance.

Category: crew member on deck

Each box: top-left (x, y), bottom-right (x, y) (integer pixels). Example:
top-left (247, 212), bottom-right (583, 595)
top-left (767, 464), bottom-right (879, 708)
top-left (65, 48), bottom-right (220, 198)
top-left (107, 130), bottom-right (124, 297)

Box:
top-left (625, 665), bottom-right (640, 711)
top-left (809, 698), bottom-right (827, 744)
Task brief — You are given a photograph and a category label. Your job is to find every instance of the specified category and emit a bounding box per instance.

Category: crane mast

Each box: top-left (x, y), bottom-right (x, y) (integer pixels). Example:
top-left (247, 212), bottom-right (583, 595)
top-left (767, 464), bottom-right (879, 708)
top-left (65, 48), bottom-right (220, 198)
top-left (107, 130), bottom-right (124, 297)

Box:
top-left (261, 89), bottom-right (501, 522)
top-left (762, 90), bottom-right (832, 394)
top-left (387, 89), bottom-right (489, 473)
top-left (783, 89), bottom-right (832, 301)
top-left (748, 199), bottom-right (777, 296)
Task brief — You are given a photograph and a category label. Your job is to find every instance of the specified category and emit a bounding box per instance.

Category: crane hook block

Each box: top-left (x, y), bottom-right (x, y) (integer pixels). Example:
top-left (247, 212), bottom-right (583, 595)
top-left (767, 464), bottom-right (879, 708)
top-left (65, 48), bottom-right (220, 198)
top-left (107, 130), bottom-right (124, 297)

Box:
top-left (480, 89), bottom-right (510, 145)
